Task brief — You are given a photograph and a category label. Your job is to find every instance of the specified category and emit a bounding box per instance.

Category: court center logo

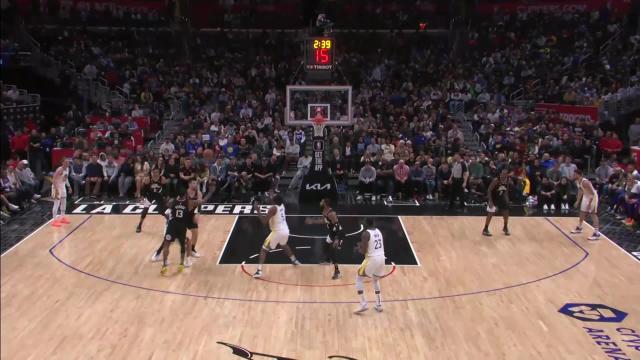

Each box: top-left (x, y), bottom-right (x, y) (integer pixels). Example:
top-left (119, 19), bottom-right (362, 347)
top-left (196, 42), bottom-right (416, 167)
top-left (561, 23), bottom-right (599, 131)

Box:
top-left (558, 303), bottom-right (628, 323)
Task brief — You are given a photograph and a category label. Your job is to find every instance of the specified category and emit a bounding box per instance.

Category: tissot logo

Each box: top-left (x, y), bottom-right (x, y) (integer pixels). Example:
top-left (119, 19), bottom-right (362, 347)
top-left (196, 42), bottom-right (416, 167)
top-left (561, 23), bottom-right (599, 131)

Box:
top-left (216, 341), bottom-right (357, 359)
top-left (305, 183), bottom-right (331, 190)
top-left (558, 303), bottom-right (628, 323)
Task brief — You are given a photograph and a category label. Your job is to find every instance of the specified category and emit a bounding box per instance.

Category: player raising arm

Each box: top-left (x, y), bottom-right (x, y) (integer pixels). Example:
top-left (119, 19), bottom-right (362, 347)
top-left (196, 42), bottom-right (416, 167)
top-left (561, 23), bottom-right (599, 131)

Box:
top-left (252, 194), bottom-right (301, 278)
top-left (354, 218), bottom-right (385, 314)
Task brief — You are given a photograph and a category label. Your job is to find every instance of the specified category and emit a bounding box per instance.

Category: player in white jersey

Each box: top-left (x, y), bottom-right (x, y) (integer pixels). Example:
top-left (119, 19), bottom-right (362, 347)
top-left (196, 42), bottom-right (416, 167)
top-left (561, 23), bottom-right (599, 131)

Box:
top-left (51, 159), bottom-right (72, 227)
top-left (252, 194), bottom-right (301, 278)
top-left (354, 218), bottom-right (385, 313)
top-left (570, 169), bottom-right (601, 240)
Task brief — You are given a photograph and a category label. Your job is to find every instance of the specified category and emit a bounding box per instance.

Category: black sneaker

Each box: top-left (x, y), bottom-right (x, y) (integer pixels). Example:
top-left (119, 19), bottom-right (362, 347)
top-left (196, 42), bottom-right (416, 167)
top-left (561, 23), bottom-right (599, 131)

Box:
top-left (503, 228), bottom-right (510, 236)
top-left (482, 229), bottom-right (492, 237)
top-left (332, 271), bottom-right (342, 280)
top-left (136, 224), bottom-right (142, 233)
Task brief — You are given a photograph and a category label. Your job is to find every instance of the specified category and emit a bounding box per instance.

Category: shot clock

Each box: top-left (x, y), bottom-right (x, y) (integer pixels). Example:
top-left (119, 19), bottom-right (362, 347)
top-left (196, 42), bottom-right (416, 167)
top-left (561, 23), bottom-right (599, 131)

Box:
top-left (305, 37), bottom-right (335, 72)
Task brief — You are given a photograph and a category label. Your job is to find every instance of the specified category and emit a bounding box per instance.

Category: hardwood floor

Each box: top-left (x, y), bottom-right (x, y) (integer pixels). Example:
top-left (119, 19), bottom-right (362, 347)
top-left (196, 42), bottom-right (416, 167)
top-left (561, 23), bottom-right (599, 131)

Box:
top-left (1, 215), bottom-right (639, 359)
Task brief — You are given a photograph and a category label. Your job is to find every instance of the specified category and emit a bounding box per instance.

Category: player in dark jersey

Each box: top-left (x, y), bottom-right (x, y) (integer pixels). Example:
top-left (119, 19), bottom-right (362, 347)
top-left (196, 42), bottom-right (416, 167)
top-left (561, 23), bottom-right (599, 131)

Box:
top-left (136, 168), bottom-right (167, 233)
top-left (151, 179), bottom-right (213, 264)
top-left (160, 192), bottom-right (189, 275)
top-left (322, 198), bottom-right (343, 279)
top-left (483, 168), bottom-right (512, 236)
top-left (306, 198), bottom-right (343, 279)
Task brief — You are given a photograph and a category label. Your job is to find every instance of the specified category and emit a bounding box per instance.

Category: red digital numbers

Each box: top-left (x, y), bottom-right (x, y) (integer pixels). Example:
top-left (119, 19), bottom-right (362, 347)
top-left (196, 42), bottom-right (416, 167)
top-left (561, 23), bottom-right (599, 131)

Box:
top-left (315, 48), bottom-right (330, 64)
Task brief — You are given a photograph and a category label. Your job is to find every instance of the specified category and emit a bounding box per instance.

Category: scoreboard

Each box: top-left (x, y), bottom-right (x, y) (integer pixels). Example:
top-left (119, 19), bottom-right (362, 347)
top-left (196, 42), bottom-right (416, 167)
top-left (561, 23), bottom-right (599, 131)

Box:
top-left (305, 37), bottom-right (335, 72)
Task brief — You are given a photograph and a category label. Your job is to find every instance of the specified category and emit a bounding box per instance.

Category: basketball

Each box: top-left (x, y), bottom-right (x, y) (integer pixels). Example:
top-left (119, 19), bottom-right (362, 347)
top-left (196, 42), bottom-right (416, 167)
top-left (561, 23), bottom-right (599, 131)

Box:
top-left (203, 148), bottom-right (214, 161)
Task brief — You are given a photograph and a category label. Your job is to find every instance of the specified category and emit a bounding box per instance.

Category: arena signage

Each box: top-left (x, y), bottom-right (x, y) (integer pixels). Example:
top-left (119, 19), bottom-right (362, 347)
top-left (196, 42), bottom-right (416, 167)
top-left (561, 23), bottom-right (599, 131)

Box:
top-left (535, 103), bottom-right (599, 123)
top-left (476, 0), bottom-right (631, 15)
top-left (72, 203), bottom-right (272, 215)
top-left (558, 303), bottom-right (640, 359)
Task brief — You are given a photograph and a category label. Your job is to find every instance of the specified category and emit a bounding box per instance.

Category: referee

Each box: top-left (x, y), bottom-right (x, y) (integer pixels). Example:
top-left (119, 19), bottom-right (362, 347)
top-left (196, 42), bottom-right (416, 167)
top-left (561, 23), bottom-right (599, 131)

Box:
top-left (448, 153), bottom-right (468, 209)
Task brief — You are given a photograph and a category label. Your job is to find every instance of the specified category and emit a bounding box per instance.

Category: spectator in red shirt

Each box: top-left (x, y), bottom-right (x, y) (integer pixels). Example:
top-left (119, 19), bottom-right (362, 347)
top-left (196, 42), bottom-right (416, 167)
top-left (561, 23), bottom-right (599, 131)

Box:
top-left (599, 132), bottom-right (623, 157)
top-left (393, 159), bottom-right (410, 200)
top-left (10, 129), bottom-right (29, 159)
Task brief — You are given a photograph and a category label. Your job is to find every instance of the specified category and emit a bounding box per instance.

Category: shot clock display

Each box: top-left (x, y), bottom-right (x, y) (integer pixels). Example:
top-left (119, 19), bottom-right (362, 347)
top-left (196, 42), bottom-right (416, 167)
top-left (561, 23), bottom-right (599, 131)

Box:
top-left (305, 37), bottom-right (334, 72)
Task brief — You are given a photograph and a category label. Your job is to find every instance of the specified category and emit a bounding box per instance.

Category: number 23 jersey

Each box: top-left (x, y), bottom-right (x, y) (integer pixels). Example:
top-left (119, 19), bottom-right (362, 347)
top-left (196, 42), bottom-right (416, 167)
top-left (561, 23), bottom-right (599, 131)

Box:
top-left (366, 229), bottom-right (385, 257)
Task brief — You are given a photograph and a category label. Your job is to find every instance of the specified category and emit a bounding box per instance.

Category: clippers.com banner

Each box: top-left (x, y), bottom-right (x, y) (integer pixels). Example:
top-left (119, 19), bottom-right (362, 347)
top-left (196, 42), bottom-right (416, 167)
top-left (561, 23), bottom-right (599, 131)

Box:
top-left (476, 0), bottom-right (632, 15)
top-left (534, 103), bottom-right (599, 122)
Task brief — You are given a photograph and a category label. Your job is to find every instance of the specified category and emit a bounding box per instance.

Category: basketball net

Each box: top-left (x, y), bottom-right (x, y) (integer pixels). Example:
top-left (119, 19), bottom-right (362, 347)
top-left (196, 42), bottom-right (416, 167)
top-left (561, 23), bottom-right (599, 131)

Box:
top-left (312, 113), bottom-right (326, 137)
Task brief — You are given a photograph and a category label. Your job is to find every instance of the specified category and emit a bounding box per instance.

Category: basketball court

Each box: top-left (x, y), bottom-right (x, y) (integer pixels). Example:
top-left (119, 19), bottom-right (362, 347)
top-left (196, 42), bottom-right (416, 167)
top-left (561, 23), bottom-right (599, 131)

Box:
top-left (2, 211), bottom-right (639, 359)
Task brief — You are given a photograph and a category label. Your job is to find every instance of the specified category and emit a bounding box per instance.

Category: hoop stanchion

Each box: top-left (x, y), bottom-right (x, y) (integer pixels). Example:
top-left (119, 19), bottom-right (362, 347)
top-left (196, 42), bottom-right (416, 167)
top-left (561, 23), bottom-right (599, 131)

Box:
top-left (299, 115), bottom-right (338, 207)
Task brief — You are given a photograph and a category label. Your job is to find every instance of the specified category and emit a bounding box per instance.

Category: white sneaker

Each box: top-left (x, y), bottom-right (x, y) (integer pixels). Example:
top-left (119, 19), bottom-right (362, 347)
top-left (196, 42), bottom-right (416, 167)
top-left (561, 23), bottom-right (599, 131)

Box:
top-left (356, 195), bottom-right (363, 200)
top-left (184, 257), bottom-right (193, 268)
top-left (374, 304), bottom-right (383, 312)
top-left (354, 303), bottom-right (369, 314)
top-left (292, 259), bottom-right (301, 266)
top-left (550, 204), bottom-right (555, 211)
top-left (150, 252), bottom-right (162, 262)
top-left (570, 227), bottom-right (583, 234)
top-left (588, 232), bottom-right (601, 241)
top-left (32, 194), bottom-right (42, 200)
top-left (543, 204), bottom-right (548, 212)
top-left (253, 269), bottom-right (263, 278)
top-left (371, 195), bottom-right (377, 200)
top-left (387, 196), bottom-right (393, 202)
top-left (191, 250), bottom-right (202, 258)
top-left (8, 203), bottom-right (19, 211)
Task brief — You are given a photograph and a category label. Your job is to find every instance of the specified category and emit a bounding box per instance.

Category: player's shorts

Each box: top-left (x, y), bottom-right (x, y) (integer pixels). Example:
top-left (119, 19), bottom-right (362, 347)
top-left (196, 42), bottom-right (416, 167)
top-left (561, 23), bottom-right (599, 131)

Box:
top-left (186, 213), bottom-right (198, 229)
top-left (358, 255), bottom-right (386, 277)
top-left (263, 231), bottom-right (289, 250)
top-left (141, 194), bottom-right (163, 208)
top-left (52, 185), bottom-right (66, 198)
top-left (164, 224), bottom-right (187, 244)
top-left (487, 200), bottom-right (508, 213)
top-left (580, 195), bottom-right (598, 213)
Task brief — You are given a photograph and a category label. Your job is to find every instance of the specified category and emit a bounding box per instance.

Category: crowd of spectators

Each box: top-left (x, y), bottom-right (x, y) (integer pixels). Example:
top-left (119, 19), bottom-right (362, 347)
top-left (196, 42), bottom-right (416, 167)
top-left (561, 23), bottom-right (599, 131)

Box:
top-left (1, 6), bottom-right (639, 229)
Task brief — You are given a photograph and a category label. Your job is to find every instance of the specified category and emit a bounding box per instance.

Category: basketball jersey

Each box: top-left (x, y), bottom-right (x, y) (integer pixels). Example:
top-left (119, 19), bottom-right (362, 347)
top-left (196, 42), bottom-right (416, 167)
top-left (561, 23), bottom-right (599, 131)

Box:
top-left (187, 189), bottom-right (200, 211)
top-left (366, 229), bottom-right (385, 257)
top-left (492, 178), bottom-right (510, 204)
top-left (579, 178), bottom-right (592, 195)
top-left (145, 176), bottom-right (163, 198)
top-left (167, 199), bottom-right (188, 227)
top-left (324, 210), bottom-right (342, 236)
top-left (269, 204), bottom-right (289, 232)
top-left (54, 167), bottom-right (69, 190)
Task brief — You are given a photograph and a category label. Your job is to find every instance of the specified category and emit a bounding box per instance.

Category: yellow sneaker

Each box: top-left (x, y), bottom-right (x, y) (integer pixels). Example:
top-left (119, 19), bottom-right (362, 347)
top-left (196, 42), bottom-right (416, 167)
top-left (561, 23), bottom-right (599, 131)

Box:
top-left (160, 266), bottom-right (168, 275)
top-left (177, 264), bottom-right (185, 273)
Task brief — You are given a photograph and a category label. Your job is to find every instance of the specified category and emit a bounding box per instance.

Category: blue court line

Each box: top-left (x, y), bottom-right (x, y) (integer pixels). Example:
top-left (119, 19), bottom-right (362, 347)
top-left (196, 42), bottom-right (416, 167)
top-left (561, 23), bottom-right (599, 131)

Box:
top-left (48, 216), bottom-right (589, 304)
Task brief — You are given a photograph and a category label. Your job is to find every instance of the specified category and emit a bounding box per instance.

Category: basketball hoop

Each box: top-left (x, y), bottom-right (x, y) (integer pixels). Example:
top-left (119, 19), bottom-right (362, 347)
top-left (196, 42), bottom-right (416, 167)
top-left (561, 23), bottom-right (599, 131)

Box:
top-left (312, 114), bottom-right (327, 137)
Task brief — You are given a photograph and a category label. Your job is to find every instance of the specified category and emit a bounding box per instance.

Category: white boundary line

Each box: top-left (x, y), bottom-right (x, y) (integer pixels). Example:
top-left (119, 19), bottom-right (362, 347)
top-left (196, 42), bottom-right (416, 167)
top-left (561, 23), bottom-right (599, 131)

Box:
top-left (221, 217), bottom-right (420, 267)
top-left (289, 224), bottom-right (364, 239)
top-left (215, 216), bottom-right (239, 265)
top-left (398, 216), bottom-right (421, 266)
top-left (581, 222), bottom-right (639, 264)
top-left (1, 219), bottom-right (53, 257)
top-left (382, 199), bottom-right (420, 206)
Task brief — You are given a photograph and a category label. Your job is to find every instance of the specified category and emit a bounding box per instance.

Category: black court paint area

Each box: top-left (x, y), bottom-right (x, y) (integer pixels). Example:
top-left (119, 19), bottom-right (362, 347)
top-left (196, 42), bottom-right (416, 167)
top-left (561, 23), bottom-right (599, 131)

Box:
top-left (219, 216), bottom-right (418, 265)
